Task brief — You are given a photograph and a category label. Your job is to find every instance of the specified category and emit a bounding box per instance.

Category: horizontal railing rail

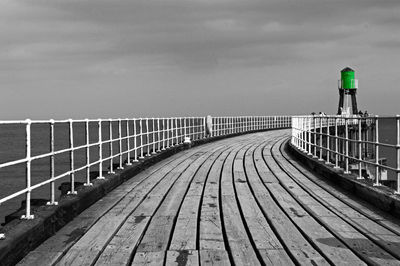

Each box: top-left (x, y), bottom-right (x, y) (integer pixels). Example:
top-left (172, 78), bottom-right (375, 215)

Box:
top-left (0, 115), bottom-right (291, 239)
top-left (291, 115), bottom-right (400, 195)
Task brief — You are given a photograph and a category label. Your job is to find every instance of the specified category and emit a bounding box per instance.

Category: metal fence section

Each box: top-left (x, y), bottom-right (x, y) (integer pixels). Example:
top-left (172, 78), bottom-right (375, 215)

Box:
top-left (0, 115), bottom-right (291, 226)
top-left (291, 115), bottom-right (400, 195)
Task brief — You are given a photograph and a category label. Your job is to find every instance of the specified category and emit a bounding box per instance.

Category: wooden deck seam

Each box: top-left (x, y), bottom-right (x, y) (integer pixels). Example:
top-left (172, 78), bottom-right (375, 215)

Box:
top-left (102, 144), bottom-right (227, 265)
top-left (267, 138), bottom-right (398, 265)
top-left (273, 139), bottom-right (400, 262)
top-left (280, 140), bottom-right (400, 237)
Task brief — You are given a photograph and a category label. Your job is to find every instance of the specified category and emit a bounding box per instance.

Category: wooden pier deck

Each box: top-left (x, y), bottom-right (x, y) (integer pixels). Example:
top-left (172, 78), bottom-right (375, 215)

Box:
top-left (18, 130), bottom-right (400, 266)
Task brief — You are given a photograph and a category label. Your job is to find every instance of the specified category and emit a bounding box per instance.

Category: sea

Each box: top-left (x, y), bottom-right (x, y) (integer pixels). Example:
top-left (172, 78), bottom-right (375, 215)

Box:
top-left (0, 118), bottom-right (397, 224)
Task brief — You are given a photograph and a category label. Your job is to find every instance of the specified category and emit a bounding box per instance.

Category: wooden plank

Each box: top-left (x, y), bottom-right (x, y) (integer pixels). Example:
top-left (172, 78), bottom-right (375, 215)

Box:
top-left (94, 216), bottom-right (150, 266)
top-left (170, 146), bottom-right (231, 251)
top-left (281, 142), bottom-right (400, 235)
top-left (273, 139), bottom-right (400, 260)
top-left (18, 150), bottom-right (198, 266)
top-left (267, 138), bottom-right (398, 265)
top-left (248, 142), bottom-right (331, 265)
top-left (98, 149), bottom-right (218, 266)
top-left (200, 149), bottom-right (231, 251)
top-left (234, 143), bottom-right (295, 265)
top-left (56, 152), bottom-right (202, 266)
top-left (199, 250), bottom-right (230, 266)
top-left (131, 146), bottom-right (228, 264)
top-left (220, 142), bottom-right (262, 266)
top-left (166, 250), bottom-right (199, 266)
top-left (131, 251), bottom-right (164, 266)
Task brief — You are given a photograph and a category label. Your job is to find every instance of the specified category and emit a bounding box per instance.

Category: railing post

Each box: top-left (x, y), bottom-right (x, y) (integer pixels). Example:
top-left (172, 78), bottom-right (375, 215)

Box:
top-left (175, 117), bottom-right (179, 145)
top-left (84, 119), bottom-right (93, 186)
top-left (356, 117), bottom-right (363, 179)
top-left (139, 118), bottom-right (145, 158)
top-left (325, 117), bottom-right (330, 164)
top-left (396, 115), bottom-right (400, 194)
top-left (132, 119), bottom-right (138, 162)
top-left (374, 116), bottom-right (380, 186)
top-left (146, 118), bottom-right (151, 156)
top-left (152, 118), bottom-right (157, 154)
top-left (334, 117), bottom-right (339, 168)
top-left (21, 119), bottom-right (34, 219)
top-left (126, 119), bottom-right (133, 164)
top-left (313, 116), bottom-right (317, 158)
top-left (162, 118), bottom-right (166, 150)
top-left (117, 119), bottom-right (123, 169)
top-left (47, 119), bottom-right (58, 204)
top-left (166, 118), bottom-right (171, 148)
top-left (344, 117), bottom-right (350, 174)
top-left (97, 119), bottom-right (105, 179)
top-left (307, 117), bottom-right (312, 155)
top-left (157, 118), bottom-right (161, 152)
top-left (67, 119), bottom-right (77, 194)
top-left (319, 116), bottom-right (323, 161)
top-left (108, 119), bottom-right (115, 174)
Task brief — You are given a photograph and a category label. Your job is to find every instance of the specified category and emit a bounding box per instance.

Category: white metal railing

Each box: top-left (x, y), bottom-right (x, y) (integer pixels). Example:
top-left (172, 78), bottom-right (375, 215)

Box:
top-left (291, 115), bottom-right (400, 195)
top-left (0, 115), bottom-right (291, 237)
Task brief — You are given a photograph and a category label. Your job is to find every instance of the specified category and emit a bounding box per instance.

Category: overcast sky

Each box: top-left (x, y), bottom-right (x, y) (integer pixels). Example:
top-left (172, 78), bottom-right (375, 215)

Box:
top-left (1, 0), bottom-right (399, 119)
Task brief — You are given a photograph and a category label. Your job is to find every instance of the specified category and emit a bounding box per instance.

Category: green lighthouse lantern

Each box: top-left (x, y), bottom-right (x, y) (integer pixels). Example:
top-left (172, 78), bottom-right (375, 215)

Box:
top-left (340, 67), bottom-right (357, 89)
top-left (337, 67), bottom-right (358, 115)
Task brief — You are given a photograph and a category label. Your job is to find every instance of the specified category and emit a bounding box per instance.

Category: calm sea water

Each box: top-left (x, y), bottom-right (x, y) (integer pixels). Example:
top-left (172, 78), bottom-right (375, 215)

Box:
top-left (0, 119), bottom-right (397, 224)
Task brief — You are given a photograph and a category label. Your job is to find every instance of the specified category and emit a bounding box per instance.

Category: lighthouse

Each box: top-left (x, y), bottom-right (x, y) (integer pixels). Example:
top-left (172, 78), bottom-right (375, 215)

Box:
top-left (337, 67), bottom-right (358, 116)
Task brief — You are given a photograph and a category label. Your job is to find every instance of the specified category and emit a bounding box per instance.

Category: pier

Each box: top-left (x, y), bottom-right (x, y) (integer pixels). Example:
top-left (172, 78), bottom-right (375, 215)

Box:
top-left (0, 116), bottom-right (400, 265)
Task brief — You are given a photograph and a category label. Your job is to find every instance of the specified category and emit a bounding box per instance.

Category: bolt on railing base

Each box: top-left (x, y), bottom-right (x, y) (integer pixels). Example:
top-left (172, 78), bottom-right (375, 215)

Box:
top-left (373, 183), bottom-right (381, 187)
top-left (84, 182), bottom-right (93, 186)
top-left (108, 171), bottom-right (115, 174)
top-left (46, 201), bottom-right (58, 206)
top-left (394, 191), bottom-right (400, 195)
top-left (344, 171), bottom-right (351, 175)
top-left (0, 233), bottom-right (5, 240)
top-left (117, 167), bottom-right (124, 170)
top-left (356, 177), bottom-right (365, 180)
top-left (20, 214), bottom-right (34, 220)
top-left (97, 176), bottom-right (105, 180)
top-left (67, 191), bottom-right (77, 195)
top-left (318, 158), bottom-right (324, 162)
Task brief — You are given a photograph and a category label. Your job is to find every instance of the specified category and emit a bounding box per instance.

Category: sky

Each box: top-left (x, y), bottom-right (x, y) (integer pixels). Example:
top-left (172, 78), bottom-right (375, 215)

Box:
top-left (1, 0), bottom-right (400, 119)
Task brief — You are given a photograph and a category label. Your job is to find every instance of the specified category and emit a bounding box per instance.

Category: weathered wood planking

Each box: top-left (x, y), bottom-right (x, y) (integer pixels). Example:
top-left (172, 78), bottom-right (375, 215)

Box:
top-left (273, 138), bottom-right (400, 261)
top-left (17, 130), bottom-right (400, 266)
top-left (169, 144), bottom-right (232, 251)
top-left (279, 141), bottom-right (400, 236)
top-left (199, 149), bottom-right (231, 253)
top-left (56, 152), bottom-right (203, 266)
top-left (242, 141), bottom-right (294, 266)
top-left (18, 149), bottom-right (196, 266)
top-left (166, 250), bottom-right (199, 266)
top-left (100, 146), bottom-right (225, 266)
top-left (132, 146), bottom-right (227, 265)
top-left (220, 142), bottom-right (262, 265)
top-left (250, 137), bottom-right (330, 265)
top-left (266, 138), bottom-right (399, 265)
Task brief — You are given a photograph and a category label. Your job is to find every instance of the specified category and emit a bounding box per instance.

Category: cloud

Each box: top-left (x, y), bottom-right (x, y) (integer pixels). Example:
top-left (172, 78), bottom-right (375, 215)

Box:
top-left (1, 0), bottom-right (400, 118)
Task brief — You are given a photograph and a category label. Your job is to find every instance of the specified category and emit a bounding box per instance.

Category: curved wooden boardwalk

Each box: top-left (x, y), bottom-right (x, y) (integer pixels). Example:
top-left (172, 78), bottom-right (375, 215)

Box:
top-left (18, 130), bottom-right (400, 266)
